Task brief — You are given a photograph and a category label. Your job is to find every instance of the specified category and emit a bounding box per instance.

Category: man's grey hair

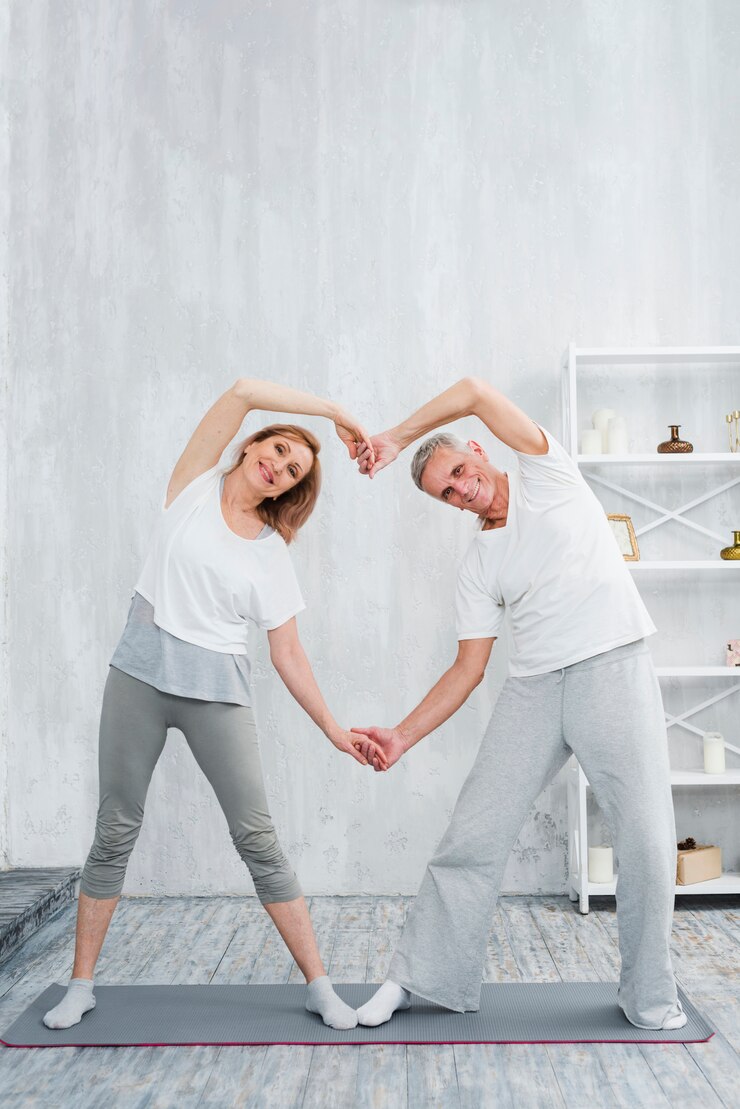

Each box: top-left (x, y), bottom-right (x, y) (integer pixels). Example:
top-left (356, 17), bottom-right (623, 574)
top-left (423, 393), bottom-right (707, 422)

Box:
top-left (410, 433), bottom-right (473, 491)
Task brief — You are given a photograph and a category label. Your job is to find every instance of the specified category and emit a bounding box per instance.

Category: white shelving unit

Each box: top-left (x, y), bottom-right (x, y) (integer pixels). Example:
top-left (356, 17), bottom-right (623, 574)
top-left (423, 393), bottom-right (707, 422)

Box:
top-left (562, 344), bottom-right (740, 912)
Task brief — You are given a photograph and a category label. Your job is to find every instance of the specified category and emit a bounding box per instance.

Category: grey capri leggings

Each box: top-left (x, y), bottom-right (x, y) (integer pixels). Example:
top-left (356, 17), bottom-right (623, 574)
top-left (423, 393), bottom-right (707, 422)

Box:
top-left (81, 666), bottom-right (302, 904)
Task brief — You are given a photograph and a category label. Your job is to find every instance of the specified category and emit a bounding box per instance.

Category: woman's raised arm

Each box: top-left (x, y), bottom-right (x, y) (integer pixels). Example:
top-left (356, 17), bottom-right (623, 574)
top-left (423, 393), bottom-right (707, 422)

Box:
top-left (166, 378), bottom-right (373, 506)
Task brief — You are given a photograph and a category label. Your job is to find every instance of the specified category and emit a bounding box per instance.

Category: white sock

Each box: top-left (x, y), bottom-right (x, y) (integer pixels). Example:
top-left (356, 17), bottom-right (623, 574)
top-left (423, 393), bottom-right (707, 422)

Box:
top-left (305, 975), bottom-right (358, 1030)
top-left (356, 980), bottom-right (411, 1026)
top-left (42, 978), bottom-right (96, 1030)
top-left (661, 1000), bottom-right (687, 1030)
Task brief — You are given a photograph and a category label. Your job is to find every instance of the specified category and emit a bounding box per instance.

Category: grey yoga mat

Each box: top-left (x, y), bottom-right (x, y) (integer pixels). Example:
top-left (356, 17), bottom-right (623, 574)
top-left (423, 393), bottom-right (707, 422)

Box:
top-left (1, 983), bottom-right (713, 1046)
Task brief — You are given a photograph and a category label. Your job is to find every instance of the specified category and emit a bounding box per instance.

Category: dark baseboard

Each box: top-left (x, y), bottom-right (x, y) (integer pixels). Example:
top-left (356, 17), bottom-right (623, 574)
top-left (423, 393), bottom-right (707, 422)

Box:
top-left (0, 868), bottom-right (81, 967)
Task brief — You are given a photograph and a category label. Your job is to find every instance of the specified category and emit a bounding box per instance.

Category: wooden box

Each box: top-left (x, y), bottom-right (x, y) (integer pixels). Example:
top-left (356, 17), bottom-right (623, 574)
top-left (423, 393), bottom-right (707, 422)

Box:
top-left (676, 844), bottom-right (722, 885)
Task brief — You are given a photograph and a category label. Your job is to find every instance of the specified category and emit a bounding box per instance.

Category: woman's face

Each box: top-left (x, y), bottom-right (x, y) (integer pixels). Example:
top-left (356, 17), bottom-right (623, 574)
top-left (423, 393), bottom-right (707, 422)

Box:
top-left (242, 433), bottom-right (315, 500)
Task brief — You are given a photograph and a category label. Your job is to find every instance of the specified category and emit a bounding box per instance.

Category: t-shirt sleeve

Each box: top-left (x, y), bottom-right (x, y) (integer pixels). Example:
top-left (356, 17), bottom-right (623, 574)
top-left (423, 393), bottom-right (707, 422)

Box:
top-left (455, 557), bottom-right (505, 641)
top-left (161, 463), bottom-right (222, 512)
top-left (254, 544), bottom-right (307, 631)
top-left (513, 424), bottom-right (583, 488)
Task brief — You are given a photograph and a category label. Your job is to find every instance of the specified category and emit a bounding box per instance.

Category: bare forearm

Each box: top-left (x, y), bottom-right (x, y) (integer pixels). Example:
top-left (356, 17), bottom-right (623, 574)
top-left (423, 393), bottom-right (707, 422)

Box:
top-left (388, 378), bottom-right (478, 452)
top-left (397, 663), bottom-right (483, 751)
top-left (272, 647), bottom-right (341, 742)
top-left (234, 378), bottom-right (338, 422)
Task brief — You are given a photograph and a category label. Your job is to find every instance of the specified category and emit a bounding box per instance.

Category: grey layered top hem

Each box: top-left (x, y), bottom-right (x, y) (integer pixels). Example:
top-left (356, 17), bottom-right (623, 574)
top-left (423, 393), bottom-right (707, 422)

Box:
top-left (109, 590), bottom-right (253, 706)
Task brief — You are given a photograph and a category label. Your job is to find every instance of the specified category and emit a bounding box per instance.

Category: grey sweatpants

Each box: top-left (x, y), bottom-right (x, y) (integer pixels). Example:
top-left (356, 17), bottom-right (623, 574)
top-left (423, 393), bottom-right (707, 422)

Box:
top-left (388, 639), bottom-right (682, 1029)
top-left (81, 666), bottom-right (302, 904)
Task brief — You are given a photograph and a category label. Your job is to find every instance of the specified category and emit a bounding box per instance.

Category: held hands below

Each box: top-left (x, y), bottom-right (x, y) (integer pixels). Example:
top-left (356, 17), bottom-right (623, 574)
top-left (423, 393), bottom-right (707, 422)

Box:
top-left (329, 727), bottom-right (389, 769)
top-left (355, 431), bottom-right (401, 478)
top-left (350, 726), bottom-right (407, 771)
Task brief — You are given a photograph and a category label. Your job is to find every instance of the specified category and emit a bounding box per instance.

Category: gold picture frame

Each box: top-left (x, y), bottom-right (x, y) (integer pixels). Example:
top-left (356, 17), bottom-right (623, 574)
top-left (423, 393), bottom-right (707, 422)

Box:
top-left (607, 514), bottom-right (640, 560)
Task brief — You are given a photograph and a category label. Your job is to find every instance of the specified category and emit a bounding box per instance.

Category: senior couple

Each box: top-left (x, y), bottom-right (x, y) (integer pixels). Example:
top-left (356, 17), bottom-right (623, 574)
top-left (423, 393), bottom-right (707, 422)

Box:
top-left (44, 376), bottom-right (684, 1034)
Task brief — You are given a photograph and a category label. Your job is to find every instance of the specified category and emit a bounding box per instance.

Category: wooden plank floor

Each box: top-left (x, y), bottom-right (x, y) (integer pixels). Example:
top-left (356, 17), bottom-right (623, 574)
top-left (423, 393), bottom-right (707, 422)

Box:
top-left (0, 894), bottom-right (738, 1108)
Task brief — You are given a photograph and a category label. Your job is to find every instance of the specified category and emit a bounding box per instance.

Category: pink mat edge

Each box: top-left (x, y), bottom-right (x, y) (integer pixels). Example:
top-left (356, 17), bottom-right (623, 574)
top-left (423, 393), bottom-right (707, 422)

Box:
top-left (1, 1031), bottom-right (716, 1048)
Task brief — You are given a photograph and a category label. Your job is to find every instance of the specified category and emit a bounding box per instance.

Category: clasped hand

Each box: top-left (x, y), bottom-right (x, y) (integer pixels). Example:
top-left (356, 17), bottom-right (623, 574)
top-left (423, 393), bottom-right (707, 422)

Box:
top-left (332, 403), bottom-right (401, 480)
top-left (350, 726), bottom-right (407, 772)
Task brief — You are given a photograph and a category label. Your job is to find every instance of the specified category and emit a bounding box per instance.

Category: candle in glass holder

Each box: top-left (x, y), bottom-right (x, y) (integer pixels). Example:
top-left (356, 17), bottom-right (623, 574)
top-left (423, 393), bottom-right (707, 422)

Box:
top-left (588, 845), bottom-right (614, 883)
top-left (592, 409), bottom-right (616, 452)
top-left (581, 429), bottom-right (602, 455)
top-left (607, 416), bottom-right (628, 455)
top-left (703, 732), bottom-right (726, 774)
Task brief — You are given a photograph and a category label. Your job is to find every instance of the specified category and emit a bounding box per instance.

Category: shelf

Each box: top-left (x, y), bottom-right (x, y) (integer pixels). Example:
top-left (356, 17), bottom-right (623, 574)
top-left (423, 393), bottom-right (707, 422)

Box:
top-left (577, 453), bottom-right (740, 464)
top-left (582, 872), bottom-right (740, 896)
top-left (583, 769), bottom-right (740, 788)
top-left (655, 667), bottom-right (740, 677)
top-left (569, 346), bottom-right (740, 366)
top-left (627, 561), bottom-right (740, 571)
top-left (564, 341), bottom-right (740, 913)
top-left (671, 769), bottom-right (740, 785)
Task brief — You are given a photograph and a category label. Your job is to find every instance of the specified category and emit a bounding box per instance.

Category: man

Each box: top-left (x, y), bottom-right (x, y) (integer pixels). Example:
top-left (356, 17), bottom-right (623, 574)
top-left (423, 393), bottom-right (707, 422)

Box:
top-left (351, 376), bottom-right (685, 1030)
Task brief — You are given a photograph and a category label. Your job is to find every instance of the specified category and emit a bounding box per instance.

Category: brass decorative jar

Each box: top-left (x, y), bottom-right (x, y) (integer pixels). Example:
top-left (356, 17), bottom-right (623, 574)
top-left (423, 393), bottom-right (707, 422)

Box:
top-left (720, 531), bottom-right (740, 560)
top-left (657, 425), bottom-right (693, 453)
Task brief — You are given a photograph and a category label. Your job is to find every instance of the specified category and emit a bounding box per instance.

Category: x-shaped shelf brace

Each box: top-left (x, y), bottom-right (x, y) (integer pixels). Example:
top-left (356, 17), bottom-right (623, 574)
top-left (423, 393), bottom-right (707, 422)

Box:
top-left (584, 469), bottom-right (740, 544)
top-left (663, 682), bottom-right (740, 756)
top-left (581, 466), bottom-right (740, 758)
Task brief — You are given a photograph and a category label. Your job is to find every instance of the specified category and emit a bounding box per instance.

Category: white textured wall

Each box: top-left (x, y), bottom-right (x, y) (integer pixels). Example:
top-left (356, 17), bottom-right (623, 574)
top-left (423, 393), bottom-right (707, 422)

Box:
top-left (3, 1), bottom-right (739, 894)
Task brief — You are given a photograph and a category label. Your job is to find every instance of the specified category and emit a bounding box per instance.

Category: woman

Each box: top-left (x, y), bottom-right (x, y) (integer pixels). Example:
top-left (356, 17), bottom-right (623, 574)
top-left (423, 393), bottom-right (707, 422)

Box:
top-left (43, 378), bottom-right (385, 1032)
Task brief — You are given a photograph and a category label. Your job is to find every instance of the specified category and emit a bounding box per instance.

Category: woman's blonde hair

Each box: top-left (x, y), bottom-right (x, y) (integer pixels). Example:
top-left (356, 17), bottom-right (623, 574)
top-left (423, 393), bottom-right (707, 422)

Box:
top-left (222, 424), bottom-right (321, 544)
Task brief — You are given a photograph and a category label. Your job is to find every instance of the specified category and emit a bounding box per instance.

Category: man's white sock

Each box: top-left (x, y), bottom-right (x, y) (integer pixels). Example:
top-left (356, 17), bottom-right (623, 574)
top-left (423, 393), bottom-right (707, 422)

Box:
top-left (356, 980), bottom-right (411, 1026)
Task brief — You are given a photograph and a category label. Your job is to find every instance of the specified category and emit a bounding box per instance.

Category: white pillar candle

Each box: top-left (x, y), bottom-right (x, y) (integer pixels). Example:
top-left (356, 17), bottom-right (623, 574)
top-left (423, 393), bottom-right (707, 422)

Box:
top-left (607, 416), bottom-right (628, 455)
top-left (592, 408), bottom-right (616, 452)
top-left (703, 732), bottom-right (726, 774)
top-left (588, 846), bottom-right (614, 883)
top-left (581, 429), bottom-right (602, 455)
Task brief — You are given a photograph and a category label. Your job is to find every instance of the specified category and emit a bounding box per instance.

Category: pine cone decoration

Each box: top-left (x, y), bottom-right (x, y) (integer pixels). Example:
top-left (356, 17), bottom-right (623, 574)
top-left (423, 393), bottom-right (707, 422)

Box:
top-left (677, 837), bottom-right (697, 851)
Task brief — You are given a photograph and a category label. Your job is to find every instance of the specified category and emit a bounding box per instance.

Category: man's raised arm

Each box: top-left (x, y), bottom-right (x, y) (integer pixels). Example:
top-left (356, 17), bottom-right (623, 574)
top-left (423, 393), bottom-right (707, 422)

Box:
top-left (358, 377), bottom-right (547, 477)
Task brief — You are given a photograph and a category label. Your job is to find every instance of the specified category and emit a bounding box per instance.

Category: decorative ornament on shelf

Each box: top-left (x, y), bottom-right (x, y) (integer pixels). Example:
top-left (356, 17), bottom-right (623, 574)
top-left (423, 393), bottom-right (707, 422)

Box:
top-left (588, 846), bottom-right (614, 883)
top-left (657, 425), bottom-right (693, 453)
top-left (720, 531), bottom-right (740, 560)
top-left (726, 410), bottom-right (740, 452)
top-left (727, 639), bottom-right (740, 667)
top-left (581, 429), bottom-right (602, 454)
top-left (703, 732), bottom-right (726, 775)
top-left (676, 838), bottom-right (722, 885)
top-left (607, 514), bottom-right (640, 560)
top-left (607, 416), bottom-right (628, 454)
top-left (591, 409), bottom-right (616, 452)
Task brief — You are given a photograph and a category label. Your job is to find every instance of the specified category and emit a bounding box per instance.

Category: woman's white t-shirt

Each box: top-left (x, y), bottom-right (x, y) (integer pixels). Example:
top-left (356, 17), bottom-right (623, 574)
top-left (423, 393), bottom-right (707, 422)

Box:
top-left (135, 463), bottom-right (306, 653)
top-left (455, 426), bottom-right (656, 676)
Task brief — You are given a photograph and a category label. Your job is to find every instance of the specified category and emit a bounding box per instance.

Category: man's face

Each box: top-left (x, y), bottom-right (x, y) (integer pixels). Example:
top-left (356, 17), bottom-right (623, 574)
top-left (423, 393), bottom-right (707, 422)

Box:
top-left (420, 444), bottom-right (503, 518)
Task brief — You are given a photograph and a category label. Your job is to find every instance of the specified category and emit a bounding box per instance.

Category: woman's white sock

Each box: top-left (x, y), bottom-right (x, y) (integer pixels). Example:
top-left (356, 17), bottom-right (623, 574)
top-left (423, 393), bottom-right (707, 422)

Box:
top-left (356, 980), bottom-right (411, 1026)
top-left (305, 975), bottom-right (358, 1030)
top-left (42, 978), bottom-right (96, 1029)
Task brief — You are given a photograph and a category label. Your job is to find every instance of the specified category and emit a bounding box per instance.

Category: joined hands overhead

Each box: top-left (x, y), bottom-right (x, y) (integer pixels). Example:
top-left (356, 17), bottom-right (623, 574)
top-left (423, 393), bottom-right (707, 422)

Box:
top-left (355, 430), bottom-right (401, 478)
top-left (333, 409), bottom-right (377, 466)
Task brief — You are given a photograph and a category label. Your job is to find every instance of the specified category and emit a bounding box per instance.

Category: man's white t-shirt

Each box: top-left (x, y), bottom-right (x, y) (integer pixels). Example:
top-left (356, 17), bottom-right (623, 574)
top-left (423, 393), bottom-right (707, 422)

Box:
top-left (135, 463), bottom-right (305, 653)
top-left (455, 426), bottom-right (656, 676)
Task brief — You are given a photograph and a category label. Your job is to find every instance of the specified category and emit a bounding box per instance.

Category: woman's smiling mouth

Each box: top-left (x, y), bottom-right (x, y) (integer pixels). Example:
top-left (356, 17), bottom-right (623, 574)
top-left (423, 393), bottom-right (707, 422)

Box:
top-left (258, 462), bottom-right (274, 484)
